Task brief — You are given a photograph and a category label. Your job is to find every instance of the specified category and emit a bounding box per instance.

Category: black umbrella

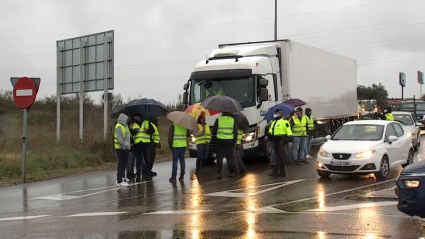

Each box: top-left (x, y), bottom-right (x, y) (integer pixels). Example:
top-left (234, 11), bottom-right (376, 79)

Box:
top-left (123, 98), bottom-right (169, 119)
top-left (200, 95), bottom-right (243, 113)
top-left (110, 104), bottom-right (126, 118)
top-left (230, 113), bottom-right (249, 131)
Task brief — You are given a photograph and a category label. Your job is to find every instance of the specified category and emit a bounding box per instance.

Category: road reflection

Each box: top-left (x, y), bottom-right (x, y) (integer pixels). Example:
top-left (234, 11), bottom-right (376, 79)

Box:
top-left (243, 174), bottom-right (259, 238)
top-left (189, 177), bottom-right (203, 239)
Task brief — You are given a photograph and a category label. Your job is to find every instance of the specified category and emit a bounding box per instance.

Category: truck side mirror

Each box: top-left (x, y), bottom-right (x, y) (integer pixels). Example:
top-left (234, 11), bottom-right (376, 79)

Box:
top-left (183, 92), bottom-right (188, 105)
top-left (259, 88), bottom-right (268, 102)
top-left (183, 83), bottom-right (189, 91)
top-left (259, 78), bottom-right (268, 87)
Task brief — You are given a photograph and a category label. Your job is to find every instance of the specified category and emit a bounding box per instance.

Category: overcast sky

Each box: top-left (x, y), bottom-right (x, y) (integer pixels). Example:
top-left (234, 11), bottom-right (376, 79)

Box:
top-left (1, 0), bottom-right (424, 104)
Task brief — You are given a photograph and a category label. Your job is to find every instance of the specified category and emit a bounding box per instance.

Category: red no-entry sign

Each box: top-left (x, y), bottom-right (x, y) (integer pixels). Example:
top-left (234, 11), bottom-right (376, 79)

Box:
top-left (12, 77), bottom-right (41, 109)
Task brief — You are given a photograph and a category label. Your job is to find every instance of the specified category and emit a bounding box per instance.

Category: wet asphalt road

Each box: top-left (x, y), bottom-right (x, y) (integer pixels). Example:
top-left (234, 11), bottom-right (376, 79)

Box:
top-left (1, 136), bottom-right (425, 238)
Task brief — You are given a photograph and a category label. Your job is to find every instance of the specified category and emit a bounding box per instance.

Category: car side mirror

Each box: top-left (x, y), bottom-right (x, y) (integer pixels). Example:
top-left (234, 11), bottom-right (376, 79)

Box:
top-left (259, 78), bottom-right (268, 87)
top-left (259, 88), bottom-right (268, 102)
top-left (183, 83), bottom-right (189, 91)
top-left (388, 135), bottom-right (398, 143)
top-left (182, 92), bottom-right (188, 105)
top-left (325, 135), bottom-right (331, 141)
top-left (417, 122), bottom-right (424, 127)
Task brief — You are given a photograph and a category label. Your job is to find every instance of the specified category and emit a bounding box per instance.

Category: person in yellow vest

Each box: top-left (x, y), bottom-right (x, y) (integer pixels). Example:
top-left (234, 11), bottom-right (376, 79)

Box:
top-left (168, 123), bottom-right (190, 182)
top-left (235, 128), bottom-right (247, 176)
top-left (290, 107), bottom-right (309, 165)
top-left (212, 112), bottom-right (238, 179)
top-left (206, 87), bottom-right (224, 97)
top-left (267, 109), bottom-right (293, 177)
top-left (130, 114), bottom-right (155, 182)
top-left (374, 106), bottom-right (394, 121)
top-left (193, 113), bottom-right (211, 173)
top-left (114, 113), bottom-right (131, 187)
top-left (304, 108), bottom-right (318, 159)
top-left (149, 118), bottom-right (161, 177)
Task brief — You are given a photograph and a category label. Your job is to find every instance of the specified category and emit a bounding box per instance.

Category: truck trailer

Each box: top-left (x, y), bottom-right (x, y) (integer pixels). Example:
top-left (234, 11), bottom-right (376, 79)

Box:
top-left (182, 39), bottom-right (358, 161)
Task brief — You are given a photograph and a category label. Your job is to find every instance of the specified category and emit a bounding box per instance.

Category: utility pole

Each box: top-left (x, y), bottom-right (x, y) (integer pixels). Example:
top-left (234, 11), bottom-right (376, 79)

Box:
top-left (274, 0), bottom-right (277, 40)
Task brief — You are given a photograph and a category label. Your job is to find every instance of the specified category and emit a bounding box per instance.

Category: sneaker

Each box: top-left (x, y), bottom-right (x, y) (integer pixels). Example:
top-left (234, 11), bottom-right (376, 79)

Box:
top-left (152, 172), bottom-right (157, 177)
top-left (217, 174), bottom-right (223, 180)
top-left (306, 155), bottom-right (312, 159)
top-left (169, 177), bottom-right (176, 182)
top-left (268, 173), bottom-right (278, 177)
top-left (117, 181), bottom-right (129, 187)
top-left (179, 177), bottom-right (184, 181)
top-left (136, 177), bottom-right (142, 183)
top-left (300, 160), bottom-right (309, 164)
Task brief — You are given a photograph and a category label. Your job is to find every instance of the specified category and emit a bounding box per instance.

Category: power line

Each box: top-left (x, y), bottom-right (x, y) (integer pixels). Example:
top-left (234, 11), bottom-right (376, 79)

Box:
top-left (359, 52), bottom-right (425, 62)
top-left (325, 35), bottom-right (425, 50)
top-left (358, 56), bottom-right (425, 65)
top-left (0, 0), bottom-right (404, 39)
top-left (333, 38), bottom-right (425, 52)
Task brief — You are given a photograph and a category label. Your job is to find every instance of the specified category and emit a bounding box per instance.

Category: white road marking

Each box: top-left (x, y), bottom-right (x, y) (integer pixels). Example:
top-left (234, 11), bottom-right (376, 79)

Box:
top-left (0, 215), bottom-right (48, 222)
top-left (267, 178), bottom-right (396, 207)
top-left (229, 206), bottom-right (287, 214)
top-left (144, 210), bottom-right (211, 215)
top-left (307, 201), bottom-right (398, 212)
top-left (35, 182), bottom-right (147, 201)
top-left (205, 179), bottom-right (305, 198)
top-left (16, 89), bottom-right (33, 96)
top-left (63, 212), bottom-right (127, 217)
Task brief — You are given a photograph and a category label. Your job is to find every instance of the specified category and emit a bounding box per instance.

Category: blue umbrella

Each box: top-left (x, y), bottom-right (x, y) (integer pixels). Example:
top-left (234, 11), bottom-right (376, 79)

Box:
top-left (264, 103), bottom-right (294, 122)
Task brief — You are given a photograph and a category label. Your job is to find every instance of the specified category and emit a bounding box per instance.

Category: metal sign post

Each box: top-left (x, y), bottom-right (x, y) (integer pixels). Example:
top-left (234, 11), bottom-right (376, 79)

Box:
top-left (11, 77), bottom-right (41, 183)
top-left (399, 72), bottom-right (406, 100)
top-left (56, 30), bottom-right (114, 142)
top-left (418, 71), bottom-right (424, 98)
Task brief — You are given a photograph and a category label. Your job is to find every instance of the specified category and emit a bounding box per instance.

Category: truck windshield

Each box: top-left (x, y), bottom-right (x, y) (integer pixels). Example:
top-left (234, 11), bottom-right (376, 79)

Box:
top-left (190, 77), bottom-right (255, 107)
top-left (401, 102), bottom-right (425, 111)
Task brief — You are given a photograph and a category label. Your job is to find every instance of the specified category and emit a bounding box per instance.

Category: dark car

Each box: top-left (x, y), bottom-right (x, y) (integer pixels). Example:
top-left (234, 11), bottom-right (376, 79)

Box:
top-left (395, 161), bottom-right (425, 218)
top-left (400, 100), bottom-right (425, 130)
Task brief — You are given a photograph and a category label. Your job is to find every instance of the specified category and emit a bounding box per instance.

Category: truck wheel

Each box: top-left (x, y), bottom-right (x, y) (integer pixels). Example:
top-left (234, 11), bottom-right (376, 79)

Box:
top-left (374, 156), bottom-right (389, 180)
top-left (317, 170), bottom-right (331, 178)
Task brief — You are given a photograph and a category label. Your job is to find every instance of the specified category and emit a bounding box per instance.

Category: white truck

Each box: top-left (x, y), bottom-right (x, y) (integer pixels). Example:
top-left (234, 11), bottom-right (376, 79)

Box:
top-left (182, 40), bottom-right (358, 161)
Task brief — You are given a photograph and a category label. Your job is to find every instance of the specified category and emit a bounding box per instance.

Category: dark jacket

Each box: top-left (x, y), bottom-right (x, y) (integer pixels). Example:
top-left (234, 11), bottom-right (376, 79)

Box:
top-left (212, 113), bottom-right (238, 145)
top-left (168, 124), bottom-right (190, 149)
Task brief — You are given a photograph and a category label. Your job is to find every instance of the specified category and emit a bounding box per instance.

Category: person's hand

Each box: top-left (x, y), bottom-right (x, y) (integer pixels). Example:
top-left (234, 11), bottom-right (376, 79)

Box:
top-left (288, 142), bottom-right (293, 147)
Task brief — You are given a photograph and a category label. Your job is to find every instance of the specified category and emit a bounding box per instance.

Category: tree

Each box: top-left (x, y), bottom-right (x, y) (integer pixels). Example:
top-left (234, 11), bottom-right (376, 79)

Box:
top-left (357, 83), bottom-right (388, 109)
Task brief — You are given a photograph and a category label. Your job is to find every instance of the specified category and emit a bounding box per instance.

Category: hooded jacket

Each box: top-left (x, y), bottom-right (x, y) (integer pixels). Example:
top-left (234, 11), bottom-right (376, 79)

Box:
top-left (116, 113), bottom-right (131, 150)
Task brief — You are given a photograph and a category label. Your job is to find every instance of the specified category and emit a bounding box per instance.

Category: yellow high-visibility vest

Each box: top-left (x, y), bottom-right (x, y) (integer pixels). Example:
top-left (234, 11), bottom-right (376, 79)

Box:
top-left (304, 115), bottom-right (315, 131)
top-left (172, 124), bottom-right (187, 148)
top-left (151, 123), bottom-right (160, 144)
top-left (217, 116), bottom-right (235, 140)
top-left (195, 124), bottom-right (211, 145)
top-left (269, 119), bottom-right (293, 136)
top-left (291, 116), bottom-right (307, 136)
top-left (237, 129), bottom-right (243, 145)
top-left (114, 123), bottom-right (126, 149)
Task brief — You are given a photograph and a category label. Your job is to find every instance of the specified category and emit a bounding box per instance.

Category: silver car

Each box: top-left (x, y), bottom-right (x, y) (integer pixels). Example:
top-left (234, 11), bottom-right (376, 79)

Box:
top-left (392, 111), bottom-right (422, 151)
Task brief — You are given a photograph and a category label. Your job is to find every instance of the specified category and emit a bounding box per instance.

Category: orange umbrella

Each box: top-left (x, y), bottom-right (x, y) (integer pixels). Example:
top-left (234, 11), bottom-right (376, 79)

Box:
top-left (184, 103), bottom-right (220, 118)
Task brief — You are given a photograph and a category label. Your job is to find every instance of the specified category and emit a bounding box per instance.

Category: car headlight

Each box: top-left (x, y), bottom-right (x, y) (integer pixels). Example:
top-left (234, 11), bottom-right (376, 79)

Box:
top-left (355, 150), bottom-right (375, 159)
top-left (243, 132), bottom-right (257, 143)
top-left (403, 180), bottom-right (420, 188)
top-left (189, 134), bottom-right (196, 143)
top-left (318, 149), bottom-right (331, 158)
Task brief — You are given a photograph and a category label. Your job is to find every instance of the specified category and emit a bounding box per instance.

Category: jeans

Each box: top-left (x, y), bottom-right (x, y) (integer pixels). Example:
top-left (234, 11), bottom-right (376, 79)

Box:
top-left (116, 149), bottom-right (128, 183)
top-left (305, 135), bottom-right (313, 156)
top-left (293, 136), bottom-right (307, 163)
top-left (171, 147), bottom-right (186, 178)
top-left (134, 143), bottom-right (152, 178)
top-left (126, 151), bottom-right (135, 176)
top-left (196, 144), bottom-right (208, 170)
top-left (216, 141), bottom-right (237, 175)
top-left (235, 145), bottom-right (246, 174)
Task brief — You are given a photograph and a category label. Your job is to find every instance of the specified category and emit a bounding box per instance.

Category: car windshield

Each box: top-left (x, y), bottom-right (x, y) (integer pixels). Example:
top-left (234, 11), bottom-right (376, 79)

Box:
top-left (190, 77), bottom-right (255, 107)
top-left (393, 114), bottom-right (414, 125)
top-left (332, 124), bottom-right (384, 141)
top-left (401, 102), bottom-right (425, 110)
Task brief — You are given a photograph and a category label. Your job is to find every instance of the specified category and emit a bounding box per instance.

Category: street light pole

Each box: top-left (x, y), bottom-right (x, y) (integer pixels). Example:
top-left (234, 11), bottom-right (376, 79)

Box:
top-left (274, 0), bottom-right (277, 41)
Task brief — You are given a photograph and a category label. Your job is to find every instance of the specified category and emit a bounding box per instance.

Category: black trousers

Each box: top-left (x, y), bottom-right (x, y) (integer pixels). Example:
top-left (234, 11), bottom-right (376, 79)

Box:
top-left (116, 149), bottom-right (129, 183)
top-left (216, 142), bottom-right (237, 174)
top-left (272, 143), bottom-right (286, 176)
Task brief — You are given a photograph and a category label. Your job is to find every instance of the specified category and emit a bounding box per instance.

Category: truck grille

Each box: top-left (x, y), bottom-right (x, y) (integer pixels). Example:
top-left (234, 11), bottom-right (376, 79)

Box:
top-left (324, 165), bottom-right (360, 172)
top-left (332, 153), bottom-right (351, 160)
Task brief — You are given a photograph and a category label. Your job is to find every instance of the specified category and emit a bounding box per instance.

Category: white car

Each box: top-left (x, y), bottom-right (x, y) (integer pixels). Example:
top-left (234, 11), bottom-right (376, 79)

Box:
top-left (316, 120), bottom-right (414, 179)
top-left (392, 111), bottom-right (422, 151)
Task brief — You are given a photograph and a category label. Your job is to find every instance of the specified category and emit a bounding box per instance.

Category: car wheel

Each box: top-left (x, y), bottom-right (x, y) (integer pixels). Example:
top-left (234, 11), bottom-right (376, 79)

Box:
top-left (374, 156), bottom-right (389, 180)
top-left (406, 149), bottom-right (414, 165)
top-left (317, 170), bottom-right (331, 178)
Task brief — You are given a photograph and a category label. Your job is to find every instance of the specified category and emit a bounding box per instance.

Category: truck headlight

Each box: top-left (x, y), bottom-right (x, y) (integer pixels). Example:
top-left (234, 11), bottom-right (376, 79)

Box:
top-left (243, 132), bottom-right (257, 143)
top-left (403, 180), bottom-right (420, 188)
top-left (318, 149), bottom-right (331, 158)
top-left (355, 150), bottom-right (375, 159)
